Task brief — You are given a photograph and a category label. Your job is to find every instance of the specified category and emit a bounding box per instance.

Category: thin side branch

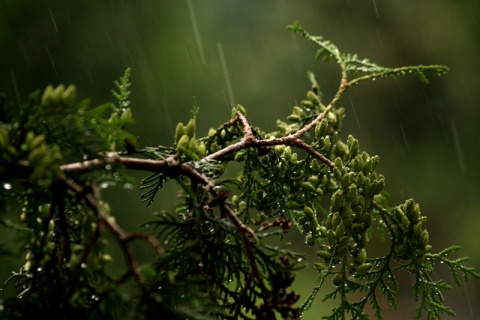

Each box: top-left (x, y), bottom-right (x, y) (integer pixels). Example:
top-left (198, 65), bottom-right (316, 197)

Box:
top-left (60, 177), bottom-right (164, 283)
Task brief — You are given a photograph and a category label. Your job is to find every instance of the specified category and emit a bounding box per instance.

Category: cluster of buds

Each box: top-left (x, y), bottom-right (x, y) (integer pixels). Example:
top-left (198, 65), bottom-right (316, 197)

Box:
top-left (22, 131), bottom-right (63, 187)
top-left (0, 127), bottom-right (17, 174)
top-left (41, 84), bottom-right (76, 107)
top-left (391, 199), bottom-right (431, 264)
top-left (316, 135), bottom-right (385, 275)
top-left (278, 89), bottom-right (345, 137)
top-left (174, 116), bottom-right (206, 159)
top-left (22, 204), bottom-right (56, 272)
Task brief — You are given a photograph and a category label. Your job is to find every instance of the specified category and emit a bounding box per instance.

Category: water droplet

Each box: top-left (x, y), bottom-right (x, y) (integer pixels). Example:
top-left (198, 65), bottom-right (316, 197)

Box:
top-left (3, 183), bottom-right (12, 190)
top-left (80, 263), bottom-right (87, 269)
top-left (105, 164), bottom-right (112, 170)
top-left (100, 182), bottom-right (109, 189)
top-left (123, 183), bottom-right (134, 190)
top-left (37, 267), bottom-right (42, 272)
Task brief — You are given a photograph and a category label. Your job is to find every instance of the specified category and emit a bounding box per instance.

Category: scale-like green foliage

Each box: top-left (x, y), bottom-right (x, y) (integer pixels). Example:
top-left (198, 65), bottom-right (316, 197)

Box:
top-left (0, 24), bottom-right (477, 319)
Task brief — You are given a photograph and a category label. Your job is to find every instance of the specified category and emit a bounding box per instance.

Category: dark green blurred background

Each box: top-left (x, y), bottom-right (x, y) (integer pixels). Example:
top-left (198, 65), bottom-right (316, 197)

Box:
top-left (1, 1), bottom-right (479, 318)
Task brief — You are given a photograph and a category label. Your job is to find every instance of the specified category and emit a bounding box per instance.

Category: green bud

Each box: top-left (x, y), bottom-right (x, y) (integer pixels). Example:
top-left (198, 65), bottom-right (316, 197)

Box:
top-left (316, 250), bottom-right (333, 260)
top-left (352, 156), bottom-right (364, 172)
top-left (314, 262), bottom-right (328, 271)
top-left (220, 129), bottom-right (227, 139)
top-left (283, 146), bottom-right (292, 160)
top-left (195, 141), bottom-right (206, 158)
top-left (336, 140), bottom-right (347, 156)
top-left (335, 221), bottom-right (345, 237)
top-left (334, 157), bottom-right (343, 169)
top-left (356, 250), bottom-right (367, 265)
top-left (285, 201), bottom-right (300, 209)
top-left (52, 84), bottom-right (65, 104)
top-left (234, 150), bottom-right (245, 161)
top-left (327, 112), bottom-right (337, 124)
top-left (307, 91), bottom-right (321, 106)
top-left (355, 171), bottom-right (365, 188)
top-left (175, 122), bottom-right (185, 143)
top-left (28, 145), bottom-right (47, 165)
top-left (401, 215), bottom-right (410, 229)
top-left (41, 85), bottom-right (55, 104)
top-left (292, 106), bottom-right (305, 116)
top-left (301, 100), bottom-right (314, 109)
top-left (374, 175), bottom-right (385, 194)
top-left (419, 230), bottom-right (429, 247)
top-left (100, 254), bottom-right (113, 263)
top-left (347, 135), bottom-right (355, 151)
top-left (315, 119), bottom-right (328, 139)
top-left (413, 222), bottom-right (423, 237)
top-left (364, 159), bottom-right (374, 173)
top-left (327, 229), bottom-right (337, 246)
top-left (188, 137), bottom-right (197, 152)
top-left (318, 226), bottom-right (327, 236)
top-left (232, 104), bottom-right (247, 118)
top-left (304, 206), bottom-right (315, 218)
top-left (186, 118), bottom-right (196, 138)
top-left (120, 108), bottom-right (133, 123)
top-left (337, 235), bottom-right (350, 248)
top-left (308, 175), bottom-right (319, 186)
top-left (26, 132), bottom-right (45, 151)
top-left (331, 190), bottom-right (344, 211)
top-left (356, 232), bottom-right (368, 249)
top-left (274, 145), bottom-right (285, 153)
top-left (305, 234), bottom-right (316, 246)
top-left (302, 181), bottom-right (317, 193)
top-left (177, 134), bottom-right (190, 153)
top-left (356, 263), bottom-right (373, 274)
top-left (61, 84), bottom-right (76, 106)
top-left (416, 245), bottom-right (432, 256)
top-left (411, 203), bottom-right (421, 224)
top-left (287, 114), bottom-right (301, 122)
top-left (332, 212), bottom-right (341, 229)
top-left (394, 207), bottom-right (405, 223)
top-left (332, 273), bottom-right (343, 286)
top-left (322, 136), bottom-right (331, 151)
top-left (347, 183), bottom-right (357, 200)
top-left (207, 128), bottom-right (216, 137)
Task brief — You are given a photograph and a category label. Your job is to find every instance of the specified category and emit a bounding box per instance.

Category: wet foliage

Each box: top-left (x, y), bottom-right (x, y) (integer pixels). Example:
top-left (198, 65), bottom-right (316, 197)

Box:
top-left (0, 24), bottom-right (478, 319)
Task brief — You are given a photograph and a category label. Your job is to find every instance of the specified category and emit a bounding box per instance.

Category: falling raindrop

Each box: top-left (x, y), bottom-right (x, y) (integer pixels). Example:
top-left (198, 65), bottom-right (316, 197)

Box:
top-left (3, 183), bottom-right (12, 190)
top-left (218, 43), bottom-right (235, 110)
top-left (399, 124), bottom-right (409, 150)
top-left (348, 94), bottom-right (361, 129)
top-left (187, 0), bottom-right (206, 65)
top-left (450, 120), bottom-right (466, 173)
top-left (45, 45), bottom-right (59, 79)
